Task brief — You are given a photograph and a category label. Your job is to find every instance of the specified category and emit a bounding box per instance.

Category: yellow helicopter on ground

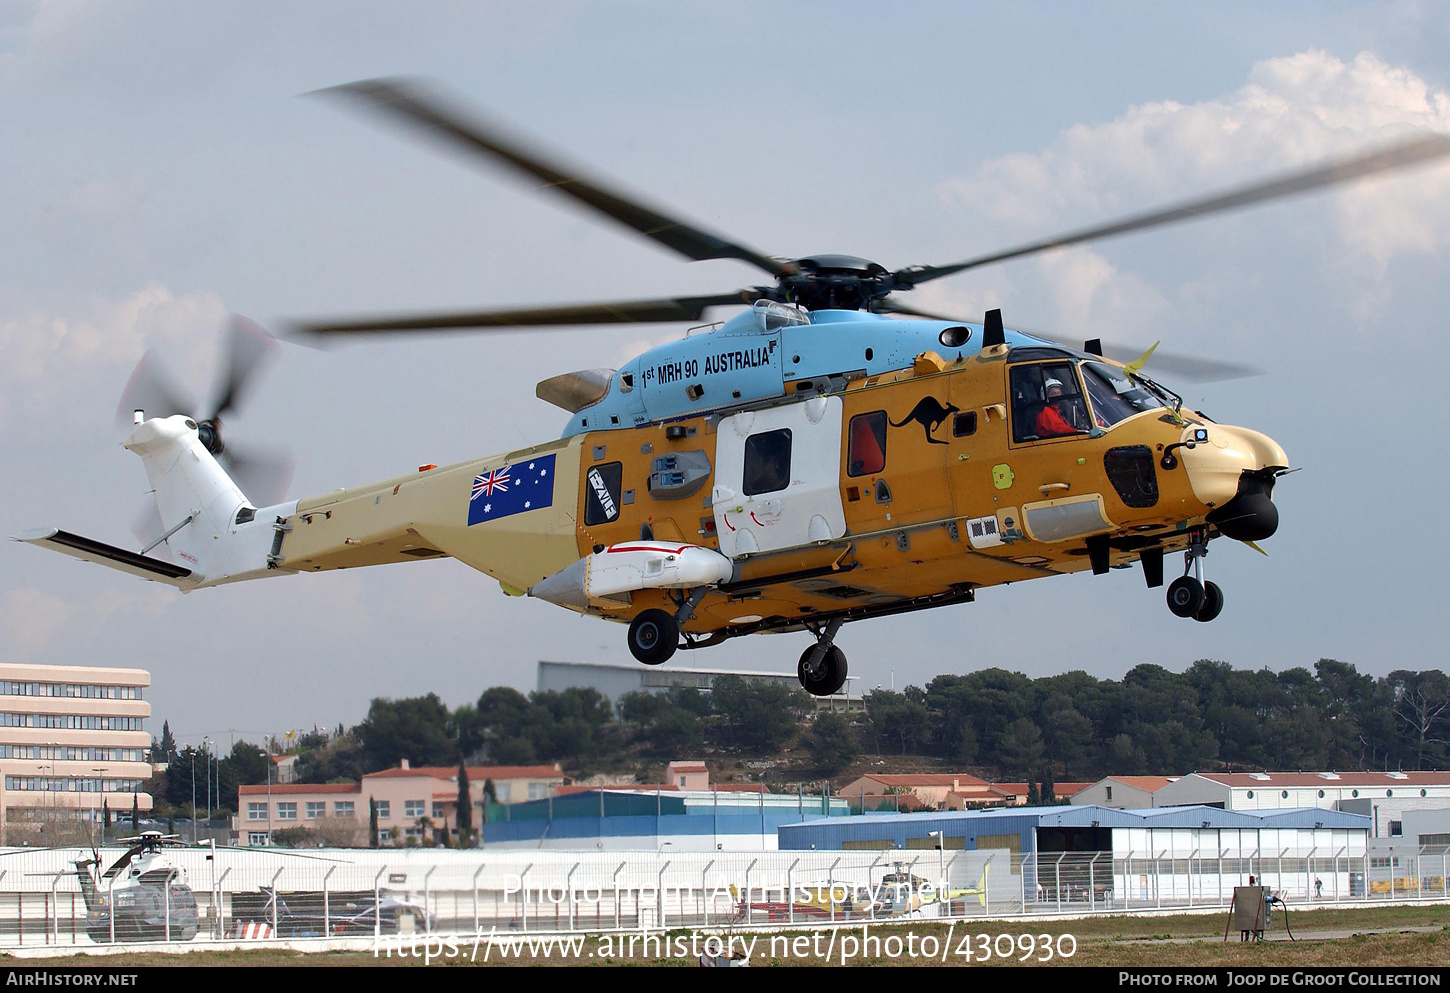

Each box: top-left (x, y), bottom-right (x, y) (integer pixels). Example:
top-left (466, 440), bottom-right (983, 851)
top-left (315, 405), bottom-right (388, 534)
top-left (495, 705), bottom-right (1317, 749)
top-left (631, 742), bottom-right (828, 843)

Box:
top-left (18, 81), bottom-right (1450, 696)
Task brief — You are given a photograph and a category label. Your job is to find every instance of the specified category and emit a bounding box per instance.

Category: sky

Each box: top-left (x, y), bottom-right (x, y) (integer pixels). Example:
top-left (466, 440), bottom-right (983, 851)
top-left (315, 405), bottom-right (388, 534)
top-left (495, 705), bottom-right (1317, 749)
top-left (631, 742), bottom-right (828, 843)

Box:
top-left (1, 1), bottom-right (1448, 749)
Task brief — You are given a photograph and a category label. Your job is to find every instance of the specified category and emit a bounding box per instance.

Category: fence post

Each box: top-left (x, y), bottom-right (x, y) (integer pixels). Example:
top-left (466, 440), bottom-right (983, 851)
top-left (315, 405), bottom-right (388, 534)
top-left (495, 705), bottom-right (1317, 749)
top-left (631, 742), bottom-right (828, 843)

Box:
top-left (566, 863), bottom-right (578, 932)
top-left (946, 853), bottom-right (960, 917)
top-left (702, 859), bottom-right (715, 927)
top-left (1123, 850), bottom-right (1133, 911)
top-left (268, 867), bottom-right (282, 938)
top-left (165, 868), bottom-right (177, 942)
top-left (323, 866), bottom-right (336, 938)
top-left (744, 858), bottom-right (759, 926)
top-left (613, 863), bottom-right (625, 930)
top-left (1304, 847), bottom-right (1315, 902)
top-left (423, 867), bottom-right (436, 933)
top-left (215, 866), bottom-right (231, 939)
top-left (655, 860), bottom-right (671, 929)
top-left (374, 865), bottom-right (387, 939)
top-left (520, 864), bottom-right (533, 932)
top-left (49, 875), bottom-right (60, 946)
top-left (1363, 854), bottom-right (1369, 903)
top-left (472, 864), bottom-right (485, 936)
top-left (1019, 852), bottom-right (1027, 913)
top-left (787, 859), bottom-right (799, 925)
top-left (106, 871), bottom-right (115, 944)
top-left (867, 856), bottom-right (881, 921)
top-left (1187, 848), bottom-right (1199, 908)
top-left (1088, 854), bottom-right (1097, 912)
top-left (1055, 853), bottom-right (1065, 913)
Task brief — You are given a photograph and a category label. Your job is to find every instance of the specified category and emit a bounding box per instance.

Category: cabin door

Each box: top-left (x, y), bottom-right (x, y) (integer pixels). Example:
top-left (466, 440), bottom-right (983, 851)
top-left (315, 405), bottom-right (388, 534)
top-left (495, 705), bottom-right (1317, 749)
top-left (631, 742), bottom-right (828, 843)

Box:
top-left (712, 396), bottom-right (847, 559)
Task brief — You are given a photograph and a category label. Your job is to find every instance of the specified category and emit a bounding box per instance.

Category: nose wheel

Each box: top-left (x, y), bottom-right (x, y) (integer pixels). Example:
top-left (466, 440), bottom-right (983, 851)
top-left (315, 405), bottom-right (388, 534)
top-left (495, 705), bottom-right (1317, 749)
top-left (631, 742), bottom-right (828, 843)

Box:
top-left (1166, 531), bottom-right (1224, 622)
top-left (798, 619), bottom-right (848, 696)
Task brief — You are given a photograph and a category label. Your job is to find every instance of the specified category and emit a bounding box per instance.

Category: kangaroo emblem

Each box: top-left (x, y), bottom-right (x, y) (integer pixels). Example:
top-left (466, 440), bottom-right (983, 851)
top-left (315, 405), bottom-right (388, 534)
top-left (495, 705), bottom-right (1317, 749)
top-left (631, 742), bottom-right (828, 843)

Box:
top-left (890, 396), bottom-right (960, 445)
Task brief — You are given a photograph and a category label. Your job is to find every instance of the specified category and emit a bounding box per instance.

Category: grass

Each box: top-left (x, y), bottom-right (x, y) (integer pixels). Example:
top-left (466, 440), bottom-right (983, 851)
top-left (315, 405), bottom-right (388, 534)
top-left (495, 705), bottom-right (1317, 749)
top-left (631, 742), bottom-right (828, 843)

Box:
top-left (6, 904), bottom-right (1449, 967)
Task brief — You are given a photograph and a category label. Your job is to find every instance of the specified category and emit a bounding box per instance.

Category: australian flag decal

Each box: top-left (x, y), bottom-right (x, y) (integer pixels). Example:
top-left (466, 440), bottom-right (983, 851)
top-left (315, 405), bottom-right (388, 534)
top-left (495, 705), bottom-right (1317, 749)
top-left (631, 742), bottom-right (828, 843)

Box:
top-left (467, 453), bottom-right (556, 526)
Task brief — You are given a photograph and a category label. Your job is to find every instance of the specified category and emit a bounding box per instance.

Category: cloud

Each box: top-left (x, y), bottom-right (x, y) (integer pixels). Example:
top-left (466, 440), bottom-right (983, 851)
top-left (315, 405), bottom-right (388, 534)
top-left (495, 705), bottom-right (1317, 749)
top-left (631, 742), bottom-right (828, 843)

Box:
top-left (938, 50), bottom-right (1450, 282)
top-left (0, 585), bottom-right (152, 660)
top-left (0, 284), bottom-right (228, 427)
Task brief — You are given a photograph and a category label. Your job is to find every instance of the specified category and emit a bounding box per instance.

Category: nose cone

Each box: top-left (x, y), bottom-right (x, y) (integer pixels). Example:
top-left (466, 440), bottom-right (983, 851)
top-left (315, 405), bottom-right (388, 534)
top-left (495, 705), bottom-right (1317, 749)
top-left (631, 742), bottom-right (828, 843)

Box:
top-left (1180, 425), bottom-right (1288, 541)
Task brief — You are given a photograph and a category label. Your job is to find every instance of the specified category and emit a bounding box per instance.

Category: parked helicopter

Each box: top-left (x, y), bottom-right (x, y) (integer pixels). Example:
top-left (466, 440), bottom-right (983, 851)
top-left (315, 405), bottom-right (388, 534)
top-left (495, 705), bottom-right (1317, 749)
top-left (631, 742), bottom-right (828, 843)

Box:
top-left (18, 80), bottom-right (1450, 696)
top-left (73, 831), bottom-right (199, 942)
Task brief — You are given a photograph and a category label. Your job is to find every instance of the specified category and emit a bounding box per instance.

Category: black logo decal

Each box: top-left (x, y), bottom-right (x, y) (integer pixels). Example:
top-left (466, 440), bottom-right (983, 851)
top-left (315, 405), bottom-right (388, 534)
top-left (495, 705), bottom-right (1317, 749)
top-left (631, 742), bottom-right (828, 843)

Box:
top-left (890, 397), bottom-right (960, 445)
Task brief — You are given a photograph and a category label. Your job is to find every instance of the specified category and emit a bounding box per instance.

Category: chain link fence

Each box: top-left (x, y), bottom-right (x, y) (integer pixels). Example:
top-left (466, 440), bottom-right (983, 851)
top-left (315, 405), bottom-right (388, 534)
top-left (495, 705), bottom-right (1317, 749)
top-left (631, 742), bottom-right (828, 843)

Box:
top-left (0, 843), bottom-right (1440, 947)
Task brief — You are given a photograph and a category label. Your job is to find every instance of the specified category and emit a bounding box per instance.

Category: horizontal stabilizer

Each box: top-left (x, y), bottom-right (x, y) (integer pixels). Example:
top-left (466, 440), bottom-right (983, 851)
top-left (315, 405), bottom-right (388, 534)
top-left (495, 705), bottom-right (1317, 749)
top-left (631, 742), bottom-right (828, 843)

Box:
top-left (13, 528), bottom-right (193, 587)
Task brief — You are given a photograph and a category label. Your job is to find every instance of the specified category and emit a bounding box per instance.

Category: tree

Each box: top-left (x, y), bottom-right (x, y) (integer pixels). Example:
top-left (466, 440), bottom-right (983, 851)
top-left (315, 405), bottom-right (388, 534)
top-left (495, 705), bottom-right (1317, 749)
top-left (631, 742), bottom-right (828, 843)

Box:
top-left (131, 794), bottom-right (139, 832)
top-left (1041, 767), bottom-right (1056, 804)
top-left (865, 689), bottom-right (929, 755)
top-left (159, 721), bottom-right (177, 763)
top-left (368, 799), bottom-right (379, 848)
top-left (456, 760), bottom-right (472, 846)
top-left (1026, 780), bottom-right (1041, 805)
top-left (710, 676), bottom-right (797, 754)
top-left (806, 712), bottom-right (859, 777)
top-left (358, 694), bottom-right (456, 770)
top-left (996, 718), bottom-right (1045, 779)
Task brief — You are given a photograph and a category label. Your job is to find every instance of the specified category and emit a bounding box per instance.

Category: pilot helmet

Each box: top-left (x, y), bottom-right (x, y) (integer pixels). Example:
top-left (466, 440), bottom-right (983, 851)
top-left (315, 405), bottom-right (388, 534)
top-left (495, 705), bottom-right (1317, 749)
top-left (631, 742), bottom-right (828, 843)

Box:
top-left (1043, 377), bottom-right (1064, 397)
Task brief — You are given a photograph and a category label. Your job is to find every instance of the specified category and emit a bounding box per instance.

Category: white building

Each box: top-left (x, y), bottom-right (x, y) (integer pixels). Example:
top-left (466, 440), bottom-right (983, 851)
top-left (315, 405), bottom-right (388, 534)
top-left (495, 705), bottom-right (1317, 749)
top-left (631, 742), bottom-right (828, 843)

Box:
top-left (1155, 772), bottom-right (1450, 837)
top-left (1072, 776), bottom-right (1177, 809)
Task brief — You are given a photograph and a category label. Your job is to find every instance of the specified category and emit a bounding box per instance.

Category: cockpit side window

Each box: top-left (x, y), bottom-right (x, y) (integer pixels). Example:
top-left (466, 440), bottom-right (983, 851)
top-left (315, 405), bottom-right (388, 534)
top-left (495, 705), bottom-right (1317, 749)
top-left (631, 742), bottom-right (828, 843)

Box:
top-left (1010, 362), bottom-right (1090, 443)
top-left (847, 411), bottom-right (887, 477)
top-left (1081, 362), bottom-right (1164, 428)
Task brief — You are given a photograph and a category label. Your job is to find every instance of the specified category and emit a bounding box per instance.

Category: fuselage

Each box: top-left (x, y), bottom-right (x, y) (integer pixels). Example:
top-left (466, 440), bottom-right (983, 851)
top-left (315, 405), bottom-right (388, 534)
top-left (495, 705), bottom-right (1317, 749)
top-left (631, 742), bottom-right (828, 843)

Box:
top-left (275, 312), bottom-right (1287, 642)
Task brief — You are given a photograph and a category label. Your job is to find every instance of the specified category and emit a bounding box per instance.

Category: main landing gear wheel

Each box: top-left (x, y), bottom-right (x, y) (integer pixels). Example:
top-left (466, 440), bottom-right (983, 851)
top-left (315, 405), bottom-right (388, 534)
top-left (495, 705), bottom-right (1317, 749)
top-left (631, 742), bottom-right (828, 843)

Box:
top-left (1166, 576), bottom-right (1205, 618)
top-left (798, 644), bottom-right (848, 697)
top-left (1195, 580), bottom-right (1224, 622)
top-left (628, 609), bottom-right (678, 666)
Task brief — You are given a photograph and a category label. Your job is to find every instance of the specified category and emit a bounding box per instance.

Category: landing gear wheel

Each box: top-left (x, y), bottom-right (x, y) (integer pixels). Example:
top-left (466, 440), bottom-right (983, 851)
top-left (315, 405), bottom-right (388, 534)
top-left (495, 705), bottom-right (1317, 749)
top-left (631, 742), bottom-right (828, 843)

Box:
top-left (1195, 581), bottom-right (1224, 622)
top-left (798, 644), bottom-right (848, 697)
top-left (1167, 576), bottom-right (1206, 618)
top-left (628, 609), bottom-right (678, 665)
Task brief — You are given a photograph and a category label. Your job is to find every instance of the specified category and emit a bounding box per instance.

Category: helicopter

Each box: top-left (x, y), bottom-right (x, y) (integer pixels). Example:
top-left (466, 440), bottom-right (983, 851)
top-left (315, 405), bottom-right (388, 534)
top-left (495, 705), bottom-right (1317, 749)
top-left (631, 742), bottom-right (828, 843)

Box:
top-left (72, 831), bottom-right (199, 942)
top-left (17, 80), bottom-right (1450, 696)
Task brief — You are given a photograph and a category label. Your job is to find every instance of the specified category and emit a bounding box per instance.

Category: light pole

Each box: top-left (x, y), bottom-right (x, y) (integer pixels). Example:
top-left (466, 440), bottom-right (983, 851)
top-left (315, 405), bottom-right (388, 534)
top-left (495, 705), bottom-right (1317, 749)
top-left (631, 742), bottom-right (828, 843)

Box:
top-left (203, 736), bottom-right (212, 834)
top-left (92, 767), bottom-right (106, 847)
top-left (190, 748), bottom-right (198, 845)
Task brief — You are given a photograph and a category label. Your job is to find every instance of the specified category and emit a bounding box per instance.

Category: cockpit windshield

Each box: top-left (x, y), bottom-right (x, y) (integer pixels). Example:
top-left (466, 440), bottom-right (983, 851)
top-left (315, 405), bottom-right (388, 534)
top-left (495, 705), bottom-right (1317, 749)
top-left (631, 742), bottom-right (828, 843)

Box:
top-left (753, 299), bottom-right (811, 331)
top-left (1081, 362), bottom-right (1164, 428)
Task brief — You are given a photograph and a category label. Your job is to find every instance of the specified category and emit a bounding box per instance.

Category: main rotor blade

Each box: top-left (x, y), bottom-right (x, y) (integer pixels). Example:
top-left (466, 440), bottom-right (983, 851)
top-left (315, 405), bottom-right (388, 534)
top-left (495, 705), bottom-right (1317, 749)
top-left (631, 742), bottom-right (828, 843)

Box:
top-left (292, 291), bottom-right (761, 337)
top-left (318, 78), bottom-right (790, 278)
top-left (878, 298), bottom-right (1259, 382)
top-left (896, 132), bottom-right (1450, 286)
top-left (210, 316), bottom-right (279, 421)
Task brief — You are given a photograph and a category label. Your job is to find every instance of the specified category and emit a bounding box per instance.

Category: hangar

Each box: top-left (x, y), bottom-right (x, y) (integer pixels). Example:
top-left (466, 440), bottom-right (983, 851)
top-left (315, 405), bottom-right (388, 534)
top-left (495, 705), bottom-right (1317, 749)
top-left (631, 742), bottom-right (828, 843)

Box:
top-left (778, 804), bottom-right (1370, 908)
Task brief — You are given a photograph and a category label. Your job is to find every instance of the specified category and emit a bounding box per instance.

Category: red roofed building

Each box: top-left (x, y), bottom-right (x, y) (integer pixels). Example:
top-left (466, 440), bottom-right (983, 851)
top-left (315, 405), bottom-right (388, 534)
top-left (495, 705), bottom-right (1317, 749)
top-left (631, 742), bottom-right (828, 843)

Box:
top-left (840, 773), bottom-right (995, 811)
top-left (990, 781), bottom-right (1093, 805)
top-left (232, 759), bottom-right (566, 846)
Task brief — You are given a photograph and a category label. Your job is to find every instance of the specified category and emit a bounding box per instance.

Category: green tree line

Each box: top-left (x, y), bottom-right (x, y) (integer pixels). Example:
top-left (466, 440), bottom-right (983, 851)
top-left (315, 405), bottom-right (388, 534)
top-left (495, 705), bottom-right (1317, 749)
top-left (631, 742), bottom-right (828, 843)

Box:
top-left (156, 659), bottom-right (1450, 809)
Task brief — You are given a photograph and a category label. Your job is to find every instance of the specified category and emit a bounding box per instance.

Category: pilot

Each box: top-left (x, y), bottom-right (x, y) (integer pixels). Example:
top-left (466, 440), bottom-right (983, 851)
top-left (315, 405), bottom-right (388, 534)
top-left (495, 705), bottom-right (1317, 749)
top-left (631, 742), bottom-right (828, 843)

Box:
top-left (1035, 378), bottom-right (1081, 438)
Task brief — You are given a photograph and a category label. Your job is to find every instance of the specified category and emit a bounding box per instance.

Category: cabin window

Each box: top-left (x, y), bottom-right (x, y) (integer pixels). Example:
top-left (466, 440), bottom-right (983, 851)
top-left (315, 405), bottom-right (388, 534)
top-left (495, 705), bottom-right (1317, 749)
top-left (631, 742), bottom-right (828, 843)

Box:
top-left (743, 429), bottom-right (792, 495)
top-left (1010, 362), bottom-right (1090, 443)
top-left (847, 411), bottom-right (887, 477)
top-left (584, 462), bottom-right (624, 526)
top-left (953, 411), bottom-right (977, 437)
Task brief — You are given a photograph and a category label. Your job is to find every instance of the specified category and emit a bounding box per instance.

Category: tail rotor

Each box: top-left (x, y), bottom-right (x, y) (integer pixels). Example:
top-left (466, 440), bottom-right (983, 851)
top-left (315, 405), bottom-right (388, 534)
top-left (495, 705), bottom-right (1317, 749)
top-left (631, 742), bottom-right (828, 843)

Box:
top-left (117, 316), bottom-right (295, 510)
